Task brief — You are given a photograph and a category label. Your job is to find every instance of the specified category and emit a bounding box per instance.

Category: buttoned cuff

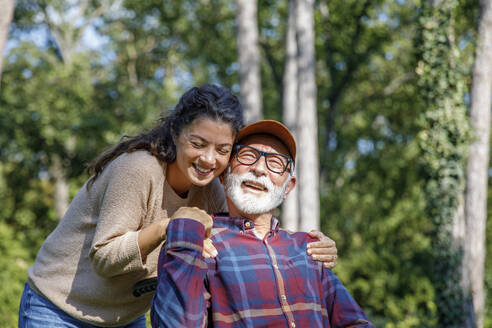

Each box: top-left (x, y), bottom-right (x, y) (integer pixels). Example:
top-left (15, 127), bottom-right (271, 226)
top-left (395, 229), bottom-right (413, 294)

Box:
top-left (164, 218), bottom-right (206, 253)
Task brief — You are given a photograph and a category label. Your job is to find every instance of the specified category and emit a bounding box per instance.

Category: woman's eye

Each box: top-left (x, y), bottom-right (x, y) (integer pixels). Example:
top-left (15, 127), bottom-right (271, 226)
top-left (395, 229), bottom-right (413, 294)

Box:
top-left (217, 148), bottom-right (230, 155)
top-left (191, 141), bottom-right (204, 148)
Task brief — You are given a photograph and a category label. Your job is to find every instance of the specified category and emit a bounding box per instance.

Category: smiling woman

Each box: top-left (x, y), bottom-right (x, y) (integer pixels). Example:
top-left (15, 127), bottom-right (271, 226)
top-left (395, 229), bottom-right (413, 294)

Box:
top-left (18, 84), bottom-right (244, 328)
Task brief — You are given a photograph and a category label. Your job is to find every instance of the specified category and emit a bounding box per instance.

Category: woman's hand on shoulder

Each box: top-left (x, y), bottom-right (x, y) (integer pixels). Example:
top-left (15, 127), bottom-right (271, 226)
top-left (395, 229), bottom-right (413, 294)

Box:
top-left (203, 238), bottom-right (218, 258)
top-left (307, 230), bottom-right (338, 269)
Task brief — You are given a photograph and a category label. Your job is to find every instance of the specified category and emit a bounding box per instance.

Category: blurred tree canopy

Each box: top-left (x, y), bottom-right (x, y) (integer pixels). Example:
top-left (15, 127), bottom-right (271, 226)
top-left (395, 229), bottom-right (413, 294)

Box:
top-left (1, 0), bottom-right (489, 327)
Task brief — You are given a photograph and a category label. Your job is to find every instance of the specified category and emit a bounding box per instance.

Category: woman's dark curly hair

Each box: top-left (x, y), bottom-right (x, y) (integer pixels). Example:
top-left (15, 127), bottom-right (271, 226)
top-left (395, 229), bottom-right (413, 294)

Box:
top-left (86, 84), bottom-right (244, 189)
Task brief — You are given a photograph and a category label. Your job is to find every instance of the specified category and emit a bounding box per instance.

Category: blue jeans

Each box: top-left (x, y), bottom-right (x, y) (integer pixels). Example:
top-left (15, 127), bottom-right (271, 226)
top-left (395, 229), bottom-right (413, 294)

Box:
top-left (18, 283), bottom-right (147, 328)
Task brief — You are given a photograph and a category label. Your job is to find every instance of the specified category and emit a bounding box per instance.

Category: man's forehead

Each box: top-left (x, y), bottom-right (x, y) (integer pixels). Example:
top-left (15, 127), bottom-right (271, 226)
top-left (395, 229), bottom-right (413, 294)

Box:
top-left (239, 134), bottom-right (290, 156)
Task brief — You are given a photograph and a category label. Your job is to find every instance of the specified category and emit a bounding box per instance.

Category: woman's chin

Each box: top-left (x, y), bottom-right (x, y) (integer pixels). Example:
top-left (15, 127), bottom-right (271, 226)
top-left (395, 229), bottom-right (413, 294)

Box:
top-left (189, 171), bottom-right (216, 187)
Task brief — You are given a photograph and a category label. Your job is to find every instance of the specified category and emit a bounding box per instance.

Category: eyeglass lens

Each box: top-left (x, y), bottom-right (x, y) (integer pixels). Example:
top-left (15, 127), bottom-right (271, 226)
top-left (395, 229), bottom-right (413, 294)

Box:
top-left (236, 145), bottom-right (289, 173)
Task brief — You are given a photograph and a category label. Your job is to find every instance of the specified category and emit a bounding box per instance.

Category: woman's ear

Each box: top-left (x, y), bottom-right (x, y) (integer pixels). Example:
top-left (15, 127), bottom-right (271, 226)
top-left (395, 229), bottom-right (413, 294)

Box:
top-left (170, 125), bottom-right (177, 142)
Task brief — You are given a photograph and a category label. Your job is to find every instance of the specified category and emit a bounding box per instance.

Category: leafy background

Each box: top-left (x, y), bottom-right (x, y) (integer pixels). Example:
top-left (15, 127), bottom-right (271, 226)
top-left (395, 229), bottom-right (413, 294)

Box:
top-left (1, 0), bottom-right (490, 327)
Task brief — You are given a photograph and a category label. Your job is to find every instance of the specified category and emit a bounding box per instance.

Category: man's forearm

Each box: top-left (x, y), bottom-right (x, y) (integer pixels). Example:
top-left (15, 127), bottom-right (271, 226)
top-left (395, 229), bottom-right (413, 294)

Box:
top-left (150, 218), bottom-right (209, 328)
top-left (323, 269), bottom-right (374, 328)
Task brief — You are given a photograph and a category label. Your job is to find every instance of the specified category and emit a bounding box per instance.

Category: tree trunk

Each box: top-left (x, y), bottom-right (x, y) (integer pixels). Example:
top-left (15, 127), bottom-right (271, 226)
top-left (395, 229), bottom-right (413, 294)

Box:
top-left (0, 0), bottom-right (15, 83)
top-left (236, 0), bottom-right (263, 123)
top-left (464, 0), bottom-right (492, 326)
top-left (281, 0), bottom-right (299, 231)
top-left (296, 0), bottom-right (319, 231)
top-left (51, 155), bottom-right (69, 221)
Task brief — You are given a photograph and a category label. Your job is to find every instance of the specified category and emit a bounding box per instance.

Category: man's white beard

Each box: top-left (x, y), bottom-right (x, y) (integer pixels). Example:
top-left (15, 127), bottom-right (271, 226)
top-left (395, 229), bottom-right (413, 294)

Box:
top-left (223, 168), bottom-right (290, 215)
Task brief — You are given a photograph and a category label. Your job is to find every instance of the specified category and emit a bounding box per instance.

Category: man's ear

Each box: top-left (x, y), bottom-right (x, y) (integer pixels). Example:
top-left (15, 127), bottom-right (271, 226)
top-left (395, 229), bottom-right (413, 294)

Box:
top-left (282, 175), bottom-right (296, 200)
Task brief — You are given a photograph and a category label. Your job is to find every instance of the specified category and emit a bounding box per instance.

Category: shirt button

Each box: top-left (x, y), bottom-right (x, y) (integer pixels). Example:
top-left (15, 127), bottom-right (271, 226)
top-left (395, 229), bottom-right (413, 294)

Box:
top-left (273, 264), bottom-right (279, 269)
top-left (290, 322), bottom-right (296, 328)
top-left (280, 295), bottom-right (287, 301)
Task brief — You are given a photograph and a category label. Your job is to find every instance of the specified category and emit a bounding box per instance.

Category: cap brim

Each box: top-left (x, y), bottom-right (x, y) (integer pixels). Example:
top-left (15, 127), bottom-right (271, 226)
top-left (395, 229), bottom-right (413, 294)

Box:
top-left (236, 120), bottom-right (296, 161)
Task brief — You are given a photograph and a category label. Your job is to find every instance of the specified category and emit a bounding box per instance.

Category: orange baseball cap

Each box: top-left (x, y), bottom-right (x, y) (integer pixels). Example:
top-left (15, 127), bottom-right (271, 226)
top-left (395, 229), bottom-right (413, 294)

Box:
top-left (236, 120), bottom-right (297, 161)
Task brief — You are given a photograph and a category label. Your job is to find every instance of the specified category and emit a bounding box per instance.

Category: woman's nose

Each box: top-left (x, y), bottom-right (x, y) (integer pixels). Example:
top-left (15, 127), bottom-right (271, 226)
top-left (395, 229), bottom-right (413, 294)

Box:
top-left (199, 147), bottom-right (215, 166)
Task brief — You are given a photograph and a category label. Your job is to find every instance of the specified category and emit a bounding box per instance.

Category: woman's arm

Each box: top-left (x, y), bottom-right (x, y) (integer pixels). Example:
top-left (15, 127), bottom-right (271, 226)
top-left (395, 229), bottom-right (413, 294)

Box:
top-left (137, 218), bottom-right (170, 263)
top-left (89, 152), bottom-right (164, 277)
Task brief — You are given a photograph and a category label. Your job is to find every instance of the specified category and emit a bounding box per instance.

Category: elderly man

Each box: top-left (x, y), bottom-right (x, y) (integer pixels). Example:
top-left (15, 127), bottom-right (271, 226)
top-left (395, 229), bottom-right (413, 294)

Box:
top-left (151, 120), bottom-right (373, 328)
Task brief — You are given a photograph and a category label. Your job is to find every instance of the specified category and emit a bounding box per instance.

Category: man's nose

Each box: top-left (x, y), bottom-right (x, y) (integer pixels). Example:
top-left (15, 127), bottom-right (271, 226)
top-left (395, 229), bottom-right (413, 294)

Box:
top-left (249, 155), bottom-right (268, 176)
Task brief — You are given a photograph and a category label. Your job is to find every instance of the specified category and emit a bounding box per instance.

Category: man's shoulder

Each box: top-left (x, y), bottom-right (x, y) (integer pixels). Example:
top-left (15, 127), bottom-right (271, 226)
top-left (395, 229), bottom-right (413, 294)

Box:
top-left (210, 217), bottom-right (237, 240)
top-left (278, 228), bottom-right (317, 244)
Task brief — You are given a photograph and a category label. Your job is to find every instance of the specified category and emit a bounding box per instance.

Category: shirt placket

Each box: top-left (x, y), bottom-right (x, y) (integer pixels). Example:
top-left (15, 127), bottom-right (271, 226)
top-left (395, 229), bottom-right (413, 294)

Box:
top-left (264, 238), bottom-right (297, 328)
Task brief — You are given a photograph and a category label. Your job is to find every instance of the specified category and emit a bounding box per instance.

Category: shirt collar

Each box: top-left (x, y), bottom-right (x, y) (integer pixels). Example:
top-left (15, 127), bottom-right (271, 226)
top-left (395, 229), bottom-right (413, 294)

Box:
top-left (213, 214), bottom-right (281, 234)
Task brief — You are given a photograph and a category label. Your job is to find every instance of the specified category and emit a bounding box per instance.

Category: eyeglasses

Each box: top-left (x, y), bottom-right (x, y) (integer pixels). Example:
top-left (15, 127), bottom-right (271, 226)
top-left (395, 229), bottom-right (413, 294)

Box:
top-left (234, 144), bottom-right (293, 174)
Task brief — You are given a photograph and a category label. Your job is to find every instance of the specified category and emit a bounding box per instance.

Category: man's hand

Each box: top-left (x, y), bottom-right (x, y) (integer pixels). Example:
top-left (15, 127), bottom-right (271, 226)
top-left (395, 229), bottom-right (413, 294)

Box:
top-left (307, 230), bottom-right (338, 269)
top-left (170, 207), bottom-right (216, 258)
top-left (171, 207), bottom-right (213, 237)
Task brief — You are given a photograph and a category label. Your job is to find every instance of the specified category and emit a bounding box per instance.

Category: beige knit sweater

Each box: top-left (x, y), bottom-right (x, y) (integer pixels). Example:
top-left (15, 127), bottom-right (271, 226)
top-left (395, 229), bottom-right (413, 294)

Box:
top-left (27, 150), bottom-right (227, 327)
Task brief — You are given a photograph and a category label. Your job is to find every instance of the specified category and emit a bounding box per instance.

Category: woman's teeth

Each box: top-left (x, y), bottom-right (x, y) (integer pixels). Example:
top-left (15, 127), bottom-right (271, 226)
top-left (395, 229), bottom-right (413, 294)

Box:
top-left (194, 164), bottom-right (213, 174)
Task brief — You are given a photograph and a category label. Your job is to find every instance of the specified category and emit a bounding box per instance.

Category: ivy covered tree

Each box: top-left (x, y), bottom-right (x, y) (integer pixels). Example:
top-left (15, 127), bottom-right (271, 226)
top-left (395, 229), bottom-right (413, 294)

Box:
top-left (415, 0), bottom-right (471, 326)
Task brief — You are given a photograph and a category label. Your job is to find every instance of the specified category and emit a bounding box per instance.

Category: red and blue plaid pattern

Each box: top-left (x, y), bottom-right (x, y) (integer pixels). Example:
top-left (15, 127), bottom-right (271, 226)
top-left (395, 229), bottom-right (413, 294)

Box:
top-left (151, 216), bottom-right (373, 328)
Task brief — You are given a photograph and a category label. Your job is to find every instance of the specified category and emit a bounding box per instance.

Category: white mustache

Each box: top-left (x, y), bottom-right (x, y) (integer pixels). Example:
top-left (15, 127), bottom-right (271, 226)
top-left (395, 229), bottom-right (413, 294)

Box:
top-left (235, 172), bottom-right (275, 191)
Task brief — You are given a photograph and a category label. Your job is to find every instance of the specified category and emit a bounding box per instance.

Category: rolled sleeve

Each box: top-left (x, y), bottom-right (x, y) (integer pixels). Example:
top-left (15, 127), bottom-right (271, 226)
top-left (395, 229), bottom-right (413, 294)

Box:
top-left (151, 218), bottom-right (209, 328)
top-left (165, 218), bottom-right (207, 253)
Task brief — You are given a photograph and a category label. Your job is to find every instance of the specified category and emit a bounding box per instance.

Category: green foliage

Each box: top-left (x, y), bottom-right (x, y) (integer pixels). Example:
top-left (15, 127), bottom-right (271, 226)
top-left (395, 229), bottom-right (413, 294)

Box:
top-left (322, 139), bottom-right (438, 326)
top-left (312, 0), bottom-right (444, 326)
top-left (0, 0), bottom-right (488, 327)
top-left (414, 0), bottom-right (471, 326)
top-left (0, 222), bottom-right (31, 327)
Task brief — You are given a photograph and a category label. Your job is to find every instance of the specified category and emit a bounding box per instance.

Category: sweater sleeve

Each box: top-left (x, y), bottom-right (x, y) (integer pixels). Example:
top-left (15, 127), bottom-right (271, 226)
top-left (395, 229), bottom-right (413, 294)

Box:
top-left (151, 218), bottom-right (209, 328)
top-left (89, 152), bottom-right (160, 278)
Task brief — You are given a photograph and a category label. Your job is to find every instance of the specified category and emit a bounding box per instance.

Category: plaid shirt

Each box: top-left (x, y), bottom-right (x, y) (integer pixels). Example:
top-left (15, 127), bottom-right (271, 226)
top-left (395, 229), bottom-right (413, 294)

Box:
top-left (151, 215), bottom-right (373, 328)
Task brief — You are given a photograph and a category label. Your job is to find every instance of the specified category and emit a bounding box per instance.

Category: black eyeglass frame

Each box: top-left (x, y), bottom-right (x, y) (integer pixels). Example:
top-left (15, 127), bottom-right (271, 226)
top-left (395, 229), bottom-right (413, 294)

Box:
top-left (233, 144), bottom-right (294, 174)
